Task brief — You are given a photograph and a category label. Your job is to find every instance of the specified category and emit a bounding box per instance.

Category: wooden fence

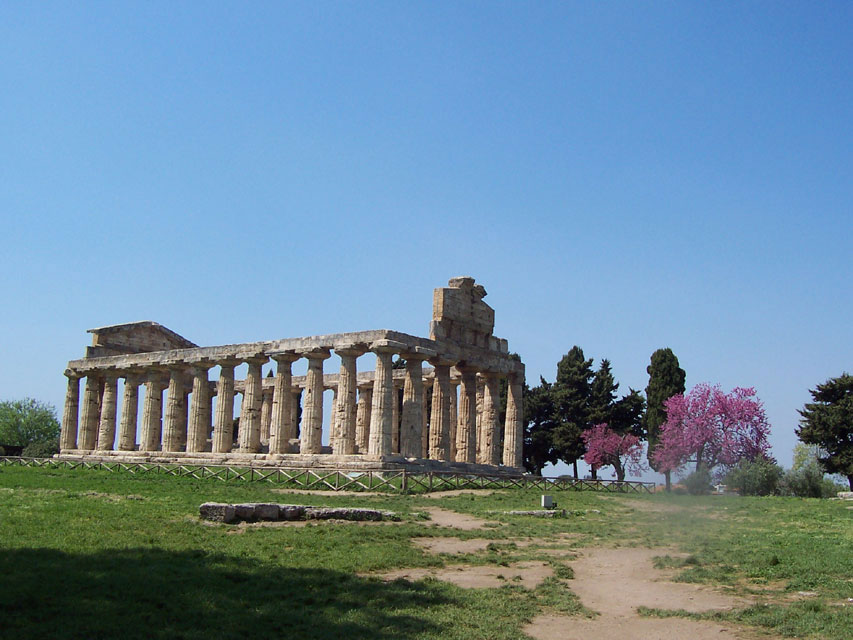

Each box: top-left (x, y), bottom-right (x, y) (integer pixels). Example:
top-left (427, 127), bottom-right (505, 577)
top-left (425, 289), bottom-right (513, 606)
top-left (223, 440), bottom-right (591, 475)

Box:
top-left (0, 456), bottom-right (655, 493)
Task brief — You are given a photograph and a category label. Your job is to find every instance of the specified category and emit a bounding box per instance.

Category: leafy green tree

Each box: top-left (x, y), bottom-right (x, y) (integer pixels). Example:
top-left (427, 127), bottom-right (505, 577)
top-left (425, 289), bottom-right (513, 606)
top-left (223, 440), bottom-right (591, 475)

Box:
top-left (585, 359), bottom-right (645, 478)
top-left (522, 378), bottom-right (558, 474)
top-left (797, 373), bottom-right (853, 490)
top-left (724, 458), bottom-right (783, 496)
top-left (644, 348), bottom-right (686, 490)
top-left (551, 346), bottom-right (594, 478)
top-left (0, 399), bottom-right (61, 448)
top-left (780, 443), bottom-right (842, 498)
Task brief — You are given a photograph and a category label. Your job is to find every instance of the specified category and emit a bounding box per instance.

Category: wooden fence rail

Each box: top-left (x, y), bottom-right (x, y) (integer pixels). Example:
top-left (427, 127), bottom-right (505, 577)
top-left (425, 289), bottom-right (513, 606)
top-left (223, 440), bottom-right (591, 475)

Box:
top-left (0, 456), bottom-right (655, 493)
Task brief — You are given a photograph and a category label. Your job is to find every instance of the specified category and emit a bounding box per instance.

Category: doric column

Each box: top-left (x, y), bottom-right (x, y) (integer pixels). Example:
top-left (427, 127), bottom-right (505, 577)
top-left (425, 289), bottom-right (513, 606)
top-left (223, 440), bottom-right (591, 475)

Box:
top-left (213, 360), bottom-right (239, 453)
top-left (334, 345), bottom-right (366, 455)
top-left (428, 357), bottom-right (456, 461)
top-left (162, 365), bottom-right (188, 452)
top-left (60, 369), bottom-right (81, 450)
top-left (299, 348), bottom-right (331, 454)
top-left (475, 379), bottom-right (484, 462)
top-left (328, 385), bottom-right (339, 450)
top-left (260, 388), bottom-right (273, 444)
top-left (355, 382), bottom-right (372, 453)
top-left (502, 371), bottom-right (524, 468)
top-left (186, 362), bottom-right (213, 453)
top-left (449, 380), bottom-right (459, 461)
top-left (96, 372), bottom-right (119, 451)
top-left (400, 350), bottom-right (431, 458)
top-left (421, 384), bottom-right (430, 457)
top-left (391, 380), bottom-right (401, 453)
top-left (479, 372), bottom-right (501, 465)
top-left (238, 356), bottom-right (267, 453)
top-left (78, 374), bottom-right (101, 450)
top-left (118, 370), bottom-right (142, 451)
top-left (368, 340), bottom-right (404, 456)
top-left (269, 353), bottom-right (298, 454)
top-left (455, 367), bottom-right (478, 463)
top-left (140, 371), bottom-right (167, 451)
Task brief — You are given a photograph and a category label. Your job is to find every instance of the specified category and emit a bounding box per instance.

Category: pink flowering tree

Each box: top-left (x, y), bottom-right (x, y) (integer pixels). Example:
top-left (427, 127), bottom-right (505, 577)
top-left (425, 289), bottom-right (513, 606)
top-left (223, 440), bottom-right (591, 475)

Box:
top-left (582, 423), bottom-right (647, 482)
top-left (653, 383), bottom-right (772, 477)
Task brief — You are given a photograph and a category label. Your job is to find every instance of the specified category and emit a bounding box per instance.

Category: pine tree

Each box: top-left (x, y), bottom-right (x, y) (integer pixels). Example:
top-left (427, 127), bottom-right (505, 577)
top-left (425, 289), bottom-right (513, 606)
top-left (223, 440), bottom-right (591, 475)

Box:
top-left (644, 348), bottom-right (685, 490)
top-left (797, 373), bottom-right (853, 490)
top-left (551, 346), bottom-right (594, 478)
top-left (522, 378), bottom-right (558, 474)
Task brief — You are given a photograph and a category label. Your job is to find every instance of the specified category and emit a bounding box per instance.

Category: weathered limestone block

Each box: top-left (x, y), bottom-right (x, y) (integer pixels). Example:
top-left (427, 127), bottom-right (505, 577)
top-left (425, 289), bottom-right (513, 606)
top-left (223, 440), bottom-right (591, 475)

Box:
top-left (279, 504), bottom-right (307, 520)
top-left (304, 507), bottom-right (399, 521)
top-left (199, 502), bottom-right (237, 523)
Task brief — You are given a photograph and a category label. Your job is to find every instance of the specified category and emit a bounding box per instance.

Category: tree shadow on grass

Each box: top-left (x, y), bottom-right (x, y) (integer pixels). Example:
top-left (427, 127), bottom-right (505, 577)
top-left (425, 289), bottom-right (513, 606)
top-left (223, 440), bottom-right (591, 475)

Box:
top-left (0, 548), bottom-right (451, 639)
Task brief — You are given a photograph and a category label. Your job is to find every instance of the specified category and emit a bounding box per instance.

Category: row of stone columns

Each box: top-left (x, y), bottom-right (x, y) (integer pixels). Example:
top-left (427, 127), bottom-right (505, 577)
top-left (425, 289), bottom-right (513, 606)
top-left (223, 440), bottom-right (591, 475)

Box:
top-left (60, 344), bottom-right (525, 467)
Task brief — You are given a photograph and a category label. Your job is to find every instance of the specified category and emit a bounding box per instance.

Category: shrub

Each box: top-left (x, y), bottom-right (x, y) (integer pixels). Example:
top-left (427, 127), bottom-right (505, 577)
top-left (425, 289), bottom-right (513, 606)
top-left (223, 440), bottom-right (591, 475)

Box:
top-left (22, 439), bottom-right (59, 458)
top-left (724, 458), bottom-right (784, 496)
top-left (682, 468), bottom-right (712, 495)
top-left (779, 465), bottom-right (841, 498)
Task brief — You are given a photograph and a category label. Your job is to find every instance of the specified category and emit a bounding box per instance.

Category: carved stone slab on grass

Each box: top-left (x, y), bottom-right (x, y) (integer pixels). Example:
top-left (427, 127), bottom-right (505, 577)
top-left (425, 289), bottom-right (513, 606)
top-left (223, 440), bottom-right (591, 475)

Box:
top-left (199, 502), bottom-right (399, 524)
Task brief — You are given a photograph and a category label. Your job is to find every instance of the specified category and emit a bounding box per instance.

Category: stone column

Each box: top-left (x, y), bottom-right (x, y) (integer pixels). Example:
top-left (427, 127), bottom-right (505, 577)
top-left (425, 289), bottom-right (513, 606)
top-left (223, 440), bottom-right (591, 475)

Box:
top-left (400, 352), bottom-right (430, 458)
top-left (260, 388), bottom-right (273, 444)
top-left (78, 374), bottom-right (101, 451)
top-left (60, 369), bottom-right (81, 450)
top-left (237, 357), bottom-right (267, 453)
top-left (186, 363), bottom-right (213, 453)
top-left (118, 370), bottom-right (141, 451)
top-left (299, 348), bottom-right (331, 454)
top-left (140, 371), bottom-right (167, 451)
top-left (96, 372), bottom-right (119, 451)
top-left (391, 380), bottom-right (401, 454)
top-left (455, 367), bottom-right (478, 463)
top-left (355, 382), bottom-right (372, 454)
top-left (421, 384), bottom-right (430, 457)
top-left (269, 353), bottom-right (298, 454)
top-left (328, 385), bottom-right (339, 451)
top-left (502, 371), bottom-right (524, 468)
top-left (334, 346), bottom-right (366, 455)
top-left (212, 361), bottom-right (238, 453)
top-left (449, 380), bottom-right (458, 462)
top-left (162, 365), bottom-right (188, 452)
top-left (479, 372), bottom-right (501, 465)
top-left (368, 340), bottom-right (404, 456)
top-left (428, 358), bottom-right (455, 461)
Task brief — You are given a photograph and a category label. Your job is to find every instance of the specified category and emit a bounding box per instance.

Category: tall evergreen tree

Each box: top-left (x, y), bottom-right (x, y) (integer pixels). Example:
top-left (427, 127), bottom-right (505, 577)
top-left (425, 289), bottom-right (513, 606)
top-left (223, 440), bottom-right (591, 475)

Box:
top-left (551, 346), bottom-right (594, 478)
top-left (644, 348), bottom-right (686, 490)
top-left (797, 373), bottom-right (853, 490)
top-left (522, 377), bottom-right (558, 474)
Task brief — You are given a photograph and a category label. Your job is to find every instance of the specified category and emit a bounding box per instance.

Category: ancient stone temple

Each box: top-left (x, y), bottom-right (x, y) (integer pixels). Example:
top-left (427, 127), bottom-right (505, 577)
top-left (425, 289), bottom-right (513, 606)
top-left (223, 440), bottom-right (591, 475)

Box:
top-left (58, 277), bottom-right (525, 473)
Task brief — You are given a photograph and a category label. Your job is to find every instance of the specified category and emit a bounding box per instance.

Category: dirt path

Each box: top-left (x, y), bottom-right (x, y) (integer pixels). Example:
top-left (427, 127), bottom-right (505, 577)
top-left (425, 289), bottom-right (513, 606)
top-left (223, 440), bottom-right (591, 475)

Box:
top-left (524, 546), bottom-right (760, 640)
top-left (377, 561), bottom-right (553, 590)
top-left (421, 506), bottom-right (500, 530)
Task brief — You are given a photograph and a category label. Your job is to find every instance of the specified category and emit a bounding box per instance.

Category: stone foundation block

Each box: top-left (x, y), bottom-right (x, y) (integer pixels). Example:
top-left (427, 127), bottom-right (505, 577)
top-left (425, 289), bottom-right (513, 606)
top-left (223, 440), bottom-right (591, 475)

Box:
top-left (199, 502), bottom-right (238, 523)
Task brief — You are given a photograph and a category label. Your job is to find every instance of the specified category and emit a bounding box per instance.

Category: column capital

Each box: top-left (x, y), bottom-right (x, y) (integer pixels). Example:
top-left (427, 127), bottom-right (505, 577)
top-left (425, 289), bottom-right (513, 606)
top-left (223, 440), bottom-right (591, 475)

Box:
top-left (64, 368), bottom-right (82, 379)
top-left (216, 358), bottom-right (243, 368)
top-left (335, 343), bottom-right (368, 358)
top-left (298, 347), bottom-right (332, 360)
top-left (400, 346), bottom-right (436, 361)
top-left (269, 350), bottom-right (300, 363)
top-left (370, 339), bottom-right (407, 354)
top-left (429, 355), bottom-right (458, 368)
top-left (242, 355), bottom-right (269, 366)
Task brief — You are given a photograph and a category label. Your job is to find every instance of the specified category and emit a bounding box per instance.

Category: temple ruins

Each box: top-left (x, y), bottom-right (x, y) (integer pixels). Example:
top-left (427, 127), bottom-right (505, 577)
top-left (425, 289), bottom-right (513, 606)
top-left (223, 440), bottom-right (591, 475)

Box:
top-left (58, 277), bottom-right (525, 473)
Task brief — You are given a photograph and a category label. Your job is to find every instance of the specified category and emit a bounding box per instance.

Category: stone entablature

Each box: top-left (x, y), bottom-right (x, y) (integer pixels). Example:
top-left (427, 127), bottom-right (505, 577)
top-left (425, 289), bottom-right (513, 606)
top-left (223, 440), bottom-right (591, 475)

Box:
top-left (59, 278), bottom-right (525, 472)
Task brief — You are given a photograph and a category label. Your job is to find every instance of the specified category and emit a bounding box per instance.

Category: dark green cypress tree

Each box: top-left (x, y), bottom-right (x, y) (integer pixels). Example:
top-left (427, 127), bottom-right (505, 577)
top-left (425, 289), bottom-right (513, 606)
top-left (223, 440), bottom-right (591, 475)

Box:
top-left (797, 373), bottom-right (853, 491)
top-left (522, 377), bottom-right (558, 474)
top-left (644, 348), bottom-right (686, 490)
top-left (551, 346), bottom-right (594, 478)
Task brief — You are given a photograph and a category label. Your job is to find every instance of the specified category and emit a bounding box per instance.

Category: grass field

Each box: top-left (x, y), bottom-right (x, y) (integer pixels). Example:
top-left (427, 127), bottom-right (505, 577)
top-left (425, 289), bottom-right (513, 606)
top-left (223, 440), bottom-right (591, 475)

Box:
top-left (0, 466), bottom-right (850, 639)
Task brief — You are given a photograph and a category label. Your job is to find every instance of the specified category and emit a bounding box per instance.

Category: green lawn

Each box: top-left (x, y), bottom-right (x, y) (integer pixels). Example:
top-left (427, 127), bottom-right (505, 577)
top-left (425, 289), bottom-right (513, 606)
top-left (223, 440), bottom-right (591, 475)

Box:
top-left (0, 465), bottom-right (850, 639)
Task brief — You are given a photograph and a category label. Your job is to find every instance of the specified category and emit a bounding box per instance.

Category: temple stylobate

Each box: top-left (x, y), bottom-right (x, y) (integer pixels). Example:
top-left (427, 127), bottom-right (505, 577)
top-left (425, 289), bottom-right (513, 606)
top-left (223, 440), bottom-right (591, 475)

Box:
top-left (58, 277), bottom-right (526, 474)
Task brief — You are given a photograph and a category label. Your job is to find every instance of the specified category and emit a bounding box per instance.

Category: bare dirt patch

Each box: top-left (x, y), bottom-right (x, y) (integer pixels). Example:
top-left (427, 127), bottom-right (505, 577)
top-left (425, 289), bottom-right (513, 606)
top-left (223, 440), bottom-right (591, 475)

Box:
top-left (376, 561), bottom-right (553, 589)
top-left (270, 488), bottom-right (394, 497)
top-left (524, 546), bottom-right (758, 640)
top-left (413, 537), bottom-right (576, 558)
top-left (421, 506), bottom-right (500, 530)
top-left (419, 489), bottom-right (498, 498)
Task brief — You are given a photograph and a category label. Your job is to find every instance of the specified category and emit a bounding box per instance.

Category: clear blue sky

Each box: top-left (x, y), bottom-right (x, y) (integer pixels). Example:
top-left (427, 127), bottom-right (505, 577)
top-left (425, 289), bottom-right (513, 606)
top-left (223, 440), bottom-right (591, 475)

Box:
top-left (2, 2), bottom-right (850, 479)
